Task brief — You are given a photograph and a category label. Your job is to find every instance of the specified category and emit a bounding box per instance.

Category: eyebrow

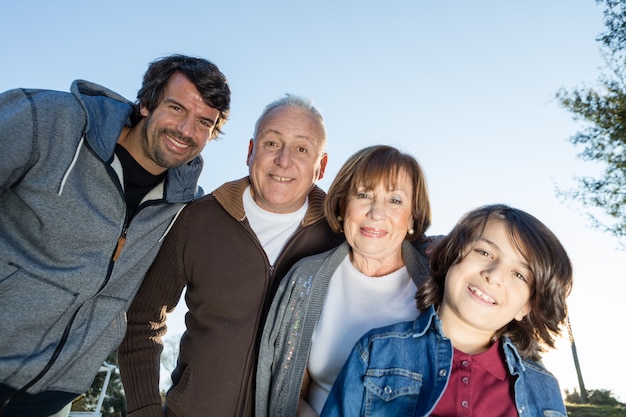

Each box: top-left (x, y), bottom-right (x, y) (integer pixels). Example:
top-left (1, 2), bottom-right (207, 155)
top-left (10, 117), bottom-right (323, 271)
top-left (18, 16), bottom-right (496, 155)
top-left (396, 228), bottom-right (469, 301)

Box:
top-left (356, 185), bottom-right (409, 195)
top-left (476, 236), bottom-right (532, 271)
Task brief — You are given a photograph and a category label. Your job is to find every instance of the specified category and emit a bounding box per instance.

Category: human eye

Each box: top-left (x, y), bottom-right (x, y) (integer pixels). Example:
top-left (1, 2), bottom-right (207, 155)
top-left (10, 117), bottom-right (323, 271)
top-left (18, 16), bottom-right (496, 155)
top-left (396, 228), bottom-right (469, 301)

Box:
top-left (296, 146), bottom-right (308, 154)
top-left (513, 266), bottom-right (534, 283)
top-left (474, 248), bottom-right (492, 259)
top-left (198, 120), bottom-right (215, 131)
top-left (513, 271), bottom-right (528, 282)
top-left (355, 189), bottom-right (371, 199)
top-left (389, 196), bottom-right (403, 205)
top-left (199, 119), bottom-right (214, 128)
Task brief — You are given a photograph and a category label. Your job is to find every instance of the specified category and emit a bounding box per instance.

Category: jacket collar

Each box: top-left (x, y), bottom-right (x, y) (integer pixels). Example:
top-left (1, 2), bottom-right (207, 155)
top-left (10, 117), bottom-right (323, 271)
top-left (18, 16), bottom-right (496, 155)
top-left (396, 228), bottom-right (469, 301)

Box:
top-left (212, 176), bottom-right (327, 226)
top-left (71, 80), bottom-right (202, 203)
top-left (71, 79), bottom-right (133, 162)
top-left (401, 240), bottom-right (430, 289)
top-left (413, 305), bottom-right (441, 338)
top-left (502, 336), bottom-right (525, 373)
top-left (416, 305), bottom-right (526, 375)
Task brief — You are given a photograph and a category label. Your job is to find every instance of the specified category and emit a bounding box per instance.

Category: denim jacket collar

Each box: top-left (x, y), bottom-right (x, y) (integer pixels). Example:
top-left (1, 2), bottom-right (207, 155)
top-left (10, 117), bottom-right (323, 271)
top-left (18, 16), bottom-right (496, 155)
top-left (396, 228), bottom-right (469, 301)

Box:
top-left (417, 305), bottom-right (527, 375)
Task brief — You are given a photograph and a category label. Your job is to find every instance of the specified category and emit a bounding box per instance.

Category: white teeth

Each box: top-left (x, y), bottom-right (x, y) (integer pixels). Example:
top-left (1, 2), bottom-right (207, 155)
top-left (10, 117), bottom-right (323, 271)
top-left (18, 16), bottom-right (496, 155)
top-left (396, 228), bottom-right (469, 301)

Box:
top-left (271, 175), bottom-right (292, 182)
top-left (469, 286), bottom-right (495, 304)
top-left (167, 135), bottom-right (189, 149)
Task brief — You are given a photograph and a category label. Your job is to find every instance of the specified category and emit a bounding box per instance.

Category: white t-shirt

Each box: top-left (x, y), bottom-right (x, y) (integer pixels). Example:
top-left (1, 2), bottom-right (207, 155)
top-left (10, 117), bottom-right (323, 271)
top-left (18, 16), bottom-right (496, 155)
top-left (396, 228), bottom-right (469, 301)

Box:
top-left (306, 256), bottom-right (419, 413)
top-left (242, 185), bottom-right (307, 265)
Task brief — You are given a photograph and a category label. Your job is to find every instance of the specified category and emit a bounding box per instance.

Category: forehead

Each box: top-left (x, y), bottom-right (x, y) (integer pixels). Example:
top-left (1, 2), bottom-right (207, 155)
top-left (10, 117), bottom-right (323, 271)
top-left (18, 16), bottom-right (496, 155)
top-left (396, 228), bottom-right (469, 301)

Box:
top-left (257, 106), bottom-right (325, 143)
top-left (162, 73), bottom-right (202, 105)
top-left (353, 165), bottom-right (413, 192)
top-left (478, 220), bottom-right (529, 258)
top-left (162, 72), bottom-right (219, 116)
top-left (479, 219), bottom-right (511, 243)
top-left (163, 72), bottom-right (194, 96)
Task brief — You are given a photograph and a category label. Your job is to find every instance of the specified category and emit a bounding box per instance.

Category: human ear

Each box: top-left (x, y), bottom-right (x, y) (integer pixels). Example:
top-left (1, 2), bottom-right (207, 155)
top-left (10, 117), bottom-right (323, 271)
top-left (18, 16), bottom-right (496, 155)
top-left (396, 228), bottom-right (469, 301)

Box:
top-left (246, 139), bottom-right (254, 166)
top-left (514, 303), bottom-right (531, 321)
top-left (317, 153), bottom-right (328, 180)
top-left (407, 216), bottom-right (415, 234)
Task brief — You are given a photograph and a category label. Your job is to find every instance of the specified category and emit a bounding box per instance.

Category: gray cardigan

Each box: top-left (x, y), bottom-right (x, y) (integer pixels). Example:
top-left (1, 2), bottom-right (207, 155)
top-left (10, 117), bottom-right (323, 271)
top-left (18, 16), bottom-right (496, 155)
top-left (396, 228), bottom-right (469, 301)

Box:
top-left (255, 240), bottom-right (430, 417)
top-left (0, 81), bottom-right (202, 396)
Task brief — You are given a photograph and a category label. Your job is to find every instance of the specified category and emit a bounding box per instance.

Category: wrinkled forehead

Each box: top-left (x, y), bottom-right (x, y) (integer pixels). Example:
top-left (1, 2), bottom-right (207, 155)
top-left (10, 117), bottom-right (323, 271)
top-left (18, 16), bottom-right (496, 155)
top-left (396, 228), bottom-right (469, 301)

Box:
top-left (256, 106), bottom-right (326, 144)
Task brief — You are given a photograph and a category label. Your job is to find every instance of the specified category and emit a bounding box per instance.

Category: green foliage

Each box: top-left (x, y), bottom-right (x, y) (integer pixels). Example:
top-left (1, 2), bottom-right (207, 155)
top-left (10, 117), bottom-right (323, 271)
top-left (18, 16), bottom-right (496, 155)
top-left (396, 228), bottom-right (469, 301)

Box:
top-left (588, 389), bottom-right (622, 406)
top-left (71, 353), bottom-right (126, 417)
top-left (566, 403), bottom-right (626, 417)
top-left (556, 0), bottom-right (626, 243)
top-left (565, 388), bottom-right (585, 404)
top-left (565, 388), bottom-right (624, 406)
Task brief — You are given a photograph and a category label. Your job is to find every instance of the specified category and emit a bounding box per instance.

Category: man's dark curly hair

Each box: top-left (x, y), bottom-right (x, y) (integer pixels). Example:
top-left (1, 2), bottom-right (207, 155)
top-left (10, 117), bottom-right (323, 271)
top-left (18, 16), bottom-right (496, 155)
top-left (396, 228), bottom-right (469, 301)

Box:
top-left (132, 54), bottom-right (230, 140)
top-left (418, 204), bottom-right (573, 361)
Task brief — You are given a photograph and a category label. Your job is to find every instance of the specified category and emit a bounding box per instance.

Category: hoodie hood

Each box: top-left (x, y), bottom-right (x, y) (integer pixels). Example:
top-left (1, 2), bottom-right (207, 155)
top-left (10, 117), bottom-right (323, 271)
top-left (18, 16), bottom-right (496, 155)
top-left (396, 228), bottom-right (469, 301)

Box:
top-left (70, 80), bottom-right (203, 203)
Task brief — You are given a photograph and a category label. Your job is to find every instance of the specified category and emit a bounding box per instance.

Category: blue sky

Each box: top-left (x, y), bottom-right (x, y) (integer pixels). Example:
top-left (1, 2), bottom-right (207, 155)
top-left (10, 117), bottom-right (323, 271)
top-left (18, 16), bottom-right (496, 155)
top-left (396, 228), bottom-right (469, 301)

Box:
top-left (2, 0), bottom-right (623, 402)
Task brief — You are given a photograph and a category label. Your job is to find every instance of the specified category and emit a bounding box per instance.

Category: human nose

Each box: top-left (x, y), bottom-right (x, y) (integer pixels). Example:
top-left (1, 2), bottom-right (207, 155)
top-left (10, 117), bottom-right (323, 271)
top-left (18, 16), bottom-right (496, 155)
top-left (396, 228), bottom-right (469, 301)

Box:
top-left (367, 199), bottom-right (385, 220)
top-left (274, 146), bottom-right (293, 167)
top-left (482, 262), bottom-right (505, 285)
top-left (177, 116), bottom-right (195, 138)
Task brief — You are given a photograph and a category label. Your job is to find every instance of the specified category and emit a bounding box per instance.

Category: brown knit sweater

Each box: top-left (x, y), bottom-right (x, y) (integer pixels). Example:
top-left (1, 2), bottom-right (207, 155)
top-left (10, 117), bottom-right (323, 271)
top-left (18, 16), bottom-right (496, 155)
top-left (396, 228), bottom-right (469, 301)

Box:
top-left (118, 177), bottom-right (344, 417)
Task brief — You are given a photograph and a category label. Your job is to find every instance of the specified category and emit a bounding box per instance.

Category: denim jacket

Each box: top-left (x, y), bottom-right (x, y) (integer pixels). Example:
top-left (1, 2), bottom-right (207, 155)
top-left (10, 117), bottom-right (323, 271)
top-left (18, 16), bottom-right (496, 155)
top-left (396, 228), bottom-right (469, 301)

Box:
top-left (321, 306), bottom-right (567, 417)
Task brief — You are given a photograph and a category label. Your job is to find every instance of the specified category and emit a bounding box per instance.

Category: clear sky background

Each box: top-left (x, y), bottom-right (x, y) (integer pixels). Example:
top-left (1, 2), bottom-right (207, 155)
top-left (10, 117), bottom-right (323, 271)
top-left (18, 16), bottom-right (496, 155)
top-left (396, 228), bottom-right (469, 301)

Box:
top-left (2, 0), bottom-right (624, 402)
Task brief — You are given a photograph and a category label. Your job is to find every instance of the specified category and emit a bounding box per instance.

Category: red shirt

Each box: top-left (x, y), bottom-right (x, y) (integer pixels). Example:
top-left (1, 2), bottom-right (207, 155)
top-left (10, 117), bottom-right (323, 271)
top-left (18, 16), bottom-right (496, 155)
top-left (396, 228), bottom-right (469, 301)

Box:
top-left (431, 339), bottom-right (518, 417)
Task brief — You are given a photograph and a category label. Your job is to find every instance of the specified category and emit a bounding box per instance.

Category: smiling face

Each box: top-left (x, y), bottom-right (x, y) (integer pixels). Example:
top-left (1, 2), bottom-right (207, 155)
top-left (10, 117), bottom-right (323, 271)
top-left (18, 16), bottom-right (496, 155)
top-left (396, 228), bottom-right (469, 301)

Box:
top-left (133, 72), bottom-right (220, 174)
top-left (438, 219), bottom-right (533, 352)
top-left (343, 169), bottom-right (414, 276)
top-left (246, 106), bottom-right (327, 213)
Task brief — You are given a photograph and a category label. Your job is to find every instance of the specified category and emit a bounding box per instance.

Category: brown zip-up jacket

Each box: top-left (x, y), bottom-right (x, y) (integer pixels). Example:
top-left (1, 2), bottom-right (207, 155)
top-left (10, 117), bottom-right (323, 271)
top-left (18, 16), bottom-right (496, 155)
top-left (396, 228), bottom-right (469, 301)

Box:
top-left (118, 177), bottom-right (345, 417)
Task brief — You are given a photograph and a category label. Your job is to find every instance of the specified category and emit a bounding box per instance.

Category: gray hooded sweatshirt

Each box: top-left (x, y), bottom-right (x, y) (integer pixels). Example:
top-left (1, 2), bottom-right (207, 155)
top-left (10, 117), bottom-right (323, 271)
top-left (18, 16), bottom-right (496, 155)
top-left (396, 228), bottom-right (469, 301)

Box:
top-left (0, 80), bottom-right (202, 397)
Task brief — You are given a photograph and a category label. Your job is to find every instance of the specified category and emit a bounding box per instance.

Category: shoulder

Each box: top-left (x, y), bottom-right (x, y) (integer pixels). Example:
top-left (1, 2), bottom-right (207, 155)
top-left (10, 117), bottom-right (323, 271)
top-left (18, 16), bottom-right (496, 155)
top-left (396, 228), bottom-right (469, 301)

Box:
top-left (70, 80), bottom-right (131, 105)
top-left (285, 248), bottom-right (339, 282)
top-left (520, 357), bottom-right (559, 379)
top-left (516, 357), bottom-right (566, 412)
top-left (209, 177), bottom-right (249, 220)
top-left (212, 177), bottom-right (250, 196)
top-left (302, 185), bottom-right (327, 227)
top-left (290, 242), bottom-right (349, 271)
top-left (274, 244), bottom-right (349, 301)
top-left (308, 184), bottom-right (326, 206)
top-left (502, 338), bottom-right (560, 382)
top-left (366, 319), bottom-right (419, 341)
top-left (2, 86), bottom-right (83, 118)
top-left (402, 241), bottom-right (431, 286)
top-left (184, 193), bottom-right (220, 211)
top-left (0, 87), bottom-right (86, 161)
top-left (183, 176), bottom-right (249, 217)
top-left (353, 320), bottom-right (423, 362)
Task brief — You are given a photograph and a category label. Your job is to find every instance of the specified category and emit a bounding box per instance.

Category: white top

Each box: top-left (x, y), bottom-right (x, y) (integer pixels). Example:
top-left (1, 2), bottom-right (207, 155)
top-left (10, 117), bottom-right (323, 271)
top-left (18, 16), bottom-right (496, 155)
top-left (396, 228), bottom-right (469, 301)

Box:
top-left (306, 256), bottom-right (419, 413)
top-left (242, 185), bottom-right (307, 265)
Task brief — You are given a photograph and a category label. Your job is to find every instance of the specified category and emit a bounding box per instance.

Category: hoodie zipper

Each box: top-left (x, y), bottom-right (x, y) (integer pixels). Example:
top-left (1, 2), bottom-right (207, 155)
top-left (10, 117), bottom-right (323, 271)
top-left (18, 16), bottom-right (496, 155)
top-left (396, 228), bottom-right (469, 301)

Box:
top-left (1, 151), bottom-right (131, 413)
top-left (113, 224), bottom-right (129, 262)
top-left (0, 219), bottom-right (127, 414)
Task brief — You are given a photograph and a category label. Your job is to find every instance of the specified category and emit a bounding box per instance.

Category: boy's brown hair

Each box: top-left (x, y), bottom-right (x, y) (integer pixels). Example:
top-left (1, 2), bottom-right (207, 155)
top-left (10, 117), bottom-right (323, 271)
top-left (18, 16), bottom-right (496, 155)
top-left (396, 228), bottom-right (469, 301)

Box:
top-left (418, 204), bottom-right (573, 360)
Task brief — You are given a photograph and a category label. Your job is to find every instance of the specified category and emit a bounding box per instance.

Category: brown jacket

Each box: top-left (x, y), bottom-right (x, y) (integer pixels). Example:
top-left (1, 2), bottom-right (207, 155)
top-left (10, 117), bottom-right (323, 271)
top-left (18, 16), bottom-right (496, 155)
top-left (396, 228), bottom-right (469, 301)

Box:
top-left (118, 177), bottom-right (344, 417)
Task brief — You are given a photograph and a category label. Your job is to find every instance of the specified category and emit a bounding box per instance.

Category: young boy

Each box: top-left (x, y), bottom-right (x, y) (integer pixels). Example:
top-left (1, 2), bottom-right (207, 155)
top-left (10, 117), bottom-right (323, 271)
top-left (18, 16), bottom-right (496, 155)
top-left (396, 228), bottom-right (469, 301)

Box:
top-left (321, 204), bottom-right (572, 417)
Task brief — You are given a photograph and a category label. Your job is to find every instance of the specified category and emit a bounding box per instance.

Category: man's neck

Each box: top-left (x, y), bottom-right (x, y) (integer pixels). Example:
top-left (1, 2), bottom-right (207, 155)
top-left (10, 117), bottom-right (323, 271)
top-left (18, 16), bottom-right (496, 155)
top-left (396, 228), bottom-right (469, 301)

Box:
top-left (117, 123), bottom-right (166, 176)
